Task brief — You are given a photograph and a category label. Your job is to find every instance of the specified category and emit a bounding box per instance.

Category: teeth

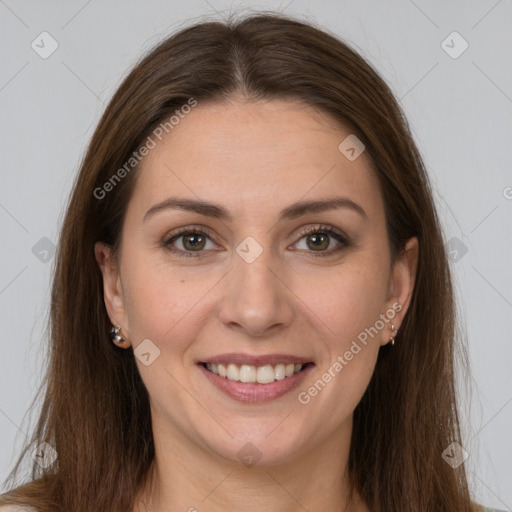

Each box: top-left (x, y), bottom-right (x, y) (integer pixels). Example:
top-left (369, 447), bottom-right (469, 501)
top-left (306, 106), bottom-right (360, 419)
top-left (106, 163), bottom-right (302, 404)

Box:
top-left (239, 364), bottom-right (256, 383)
top-left (256, 365), bottom-right (275, 384)
top-left (274, 363), bottom-right (286, 380)
top-left (205, 362), bottom-right (304, 384)
top-left (218, 363), bottom-right (227, 377)
top-left (227, 363), bottom-right (239, 381)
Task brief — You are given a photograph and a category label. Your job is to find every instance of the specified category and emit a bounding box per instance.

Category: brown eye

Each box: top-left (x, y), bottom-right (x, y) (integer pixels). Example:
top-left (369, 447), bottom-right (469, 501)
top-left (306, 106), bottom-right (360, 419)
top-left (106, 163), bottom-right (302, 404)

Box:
top-left (306, 232), bottom-right (330, 251)
top-left (164, 228), bottom-right (216, 256)
top-left (292, 226), bottom-right (349, 256)
top-left (182, 233), bottom-right (206, 251)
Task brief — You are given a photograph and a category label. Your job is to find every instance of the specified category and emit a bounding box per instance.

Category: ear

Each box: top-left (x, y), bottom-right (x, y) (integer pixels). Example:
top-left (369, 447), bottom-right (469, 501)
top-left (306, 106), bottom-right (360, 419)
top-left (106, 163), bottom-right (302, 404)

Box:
top-left (380, 237), bottom-right (419, 345)
top-left (94, 242), bottom-right (130, 348)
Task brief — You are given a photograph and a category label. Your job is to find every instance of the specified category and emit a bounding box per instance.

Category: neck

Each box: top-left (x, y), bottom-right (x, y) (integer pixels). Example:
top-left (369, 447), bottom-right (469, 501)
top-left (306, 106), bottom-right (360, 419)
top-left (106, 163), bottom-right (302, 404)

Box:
top-left (134, 414), bottom-right (369, 512)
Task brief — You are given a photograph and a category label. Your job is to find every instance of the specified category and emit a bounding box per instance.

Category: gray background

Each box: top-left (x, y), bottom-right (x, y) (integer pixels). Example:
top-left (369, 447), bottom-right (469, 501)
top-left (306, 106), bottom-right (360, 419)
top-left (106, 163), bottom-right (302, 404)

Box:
top-left (1, 0), bottom-right (511, 508)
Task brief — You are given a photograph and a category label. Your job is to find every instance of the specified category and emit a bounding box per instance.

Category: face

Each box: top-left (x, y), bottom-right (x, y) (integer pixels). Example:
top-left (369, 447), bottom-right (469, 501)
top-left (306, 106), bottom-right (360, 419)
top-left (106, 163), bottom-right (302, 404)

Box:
top-left (96, 97), bottom-right (417, 467)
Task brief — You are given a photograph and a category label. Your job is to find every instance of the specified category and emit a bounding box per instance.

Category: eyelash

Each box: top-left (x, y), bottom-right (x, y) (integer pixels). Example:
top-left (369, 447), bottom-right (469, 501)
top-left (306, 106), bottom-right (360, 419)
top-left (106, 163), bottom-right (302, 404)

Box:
top-left (162, 224), bottom-right (349, 259)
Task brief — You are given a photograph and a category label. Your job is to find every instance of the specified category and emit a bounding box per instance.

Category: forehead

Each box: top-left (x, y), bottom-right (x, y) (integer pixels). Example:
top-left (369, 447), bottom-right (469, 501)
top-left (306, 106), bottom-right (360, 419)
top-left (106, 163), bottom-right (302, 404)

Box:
top-left (127, 98), bottom-right (384, 222)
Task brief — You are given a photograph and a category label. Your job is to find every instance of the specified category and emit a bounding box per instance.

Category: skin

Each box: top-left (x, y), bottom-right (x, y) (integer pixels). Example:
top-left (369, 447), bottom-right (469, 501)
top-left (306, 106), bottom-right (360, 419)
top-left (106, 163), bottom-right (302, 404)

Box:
top-left (95, 96), bottom-right (418, 512)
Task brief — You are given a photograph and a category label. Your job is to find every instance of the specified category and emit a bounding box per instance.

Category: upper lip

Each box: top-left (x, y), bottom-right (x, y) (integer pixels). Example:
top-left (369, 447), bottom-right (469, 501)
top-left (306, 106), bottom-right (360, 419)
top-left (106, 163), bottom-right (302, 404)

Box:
top-left (198, 353), bottom-right (313, 366)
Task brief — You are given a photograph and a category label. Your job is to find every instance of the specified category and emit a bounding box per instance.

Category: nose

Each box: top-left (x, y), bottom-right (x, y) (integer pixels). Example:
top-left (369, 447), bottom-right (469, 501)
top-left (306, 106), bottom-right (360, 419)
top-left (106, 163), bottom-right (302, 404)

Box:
top-left (218, 246), bottom-right (295, 338)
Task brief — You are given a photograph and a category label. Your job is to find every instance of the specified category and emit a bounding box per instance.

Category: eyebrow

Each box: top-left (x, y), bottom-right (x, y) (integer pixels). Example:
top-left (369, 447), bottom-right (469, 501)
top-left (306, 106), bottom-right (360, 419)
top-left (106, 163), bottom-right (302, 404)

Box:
top-left (143, 196), bottom-right (367, 223)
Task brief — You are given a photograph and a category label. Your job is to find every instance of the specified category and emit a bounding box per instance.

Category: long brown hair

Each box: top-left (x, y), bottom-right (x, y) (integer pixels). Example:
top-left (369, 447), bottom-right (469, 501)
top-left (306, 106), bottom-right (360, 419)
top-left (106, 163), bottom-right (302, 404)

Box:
top-left (1, 12), bottom-right (477, 512)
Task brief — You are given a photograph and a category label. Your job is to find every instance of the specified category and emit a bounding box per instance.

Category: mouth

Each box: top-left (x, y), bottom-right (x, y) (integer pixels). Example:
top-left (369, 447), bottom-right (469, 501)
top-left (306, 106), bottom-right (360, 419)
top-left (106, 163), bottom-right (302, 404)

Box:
top-left (197, 355), bottom-right (315, 403)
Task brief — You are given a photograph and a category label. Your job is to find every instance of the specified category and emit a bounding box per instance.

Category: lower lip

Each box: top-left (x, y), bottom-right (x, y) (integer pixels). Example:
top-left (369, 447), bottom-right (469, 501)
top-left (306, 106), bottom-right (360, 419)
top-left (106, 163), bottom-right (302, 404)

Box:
top-left (198, 363), bottom-right (314, 403)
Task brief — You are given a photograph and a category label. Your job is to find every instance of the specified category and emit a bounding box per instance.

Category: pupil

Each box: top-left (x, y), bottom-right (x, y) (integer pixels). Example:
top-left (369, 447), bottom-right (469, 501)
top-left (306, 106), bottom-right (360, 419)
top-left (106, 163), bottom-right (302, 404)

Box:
top-left (308, 233), bottom-right (328, 250)
top-left (185, 234), bottom-right (204, 250)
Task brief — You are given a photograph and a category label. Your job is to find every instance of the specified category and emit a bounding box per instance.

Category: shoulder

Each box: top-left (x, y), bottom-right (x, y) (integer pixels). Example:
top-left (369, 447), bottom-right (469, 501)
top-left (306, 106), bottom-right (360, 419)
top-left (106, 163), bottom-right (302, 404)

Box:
top-left (472, 504), bottom-right (507, 512)
top-left (0, 506), bottom-right (38, 511)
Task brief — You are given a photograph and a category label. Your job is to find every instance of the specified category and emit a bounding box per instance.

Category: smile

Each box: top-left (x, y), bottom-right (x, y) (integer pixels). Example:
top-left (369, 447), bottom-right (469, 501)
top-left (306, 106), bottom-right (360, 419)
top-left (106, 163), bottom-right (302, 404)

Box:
top-left (197, 355), bottom-right (314, 403)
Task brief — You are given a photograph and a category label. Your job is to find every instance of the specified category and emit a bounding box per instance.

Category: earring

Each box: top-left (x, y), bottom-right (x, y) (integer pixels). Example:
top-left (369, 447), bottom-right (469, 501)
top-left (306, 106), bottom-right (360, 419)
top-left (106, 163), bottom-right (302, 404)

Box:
top-left (109, 325), bottom-right (127, 345)
top-left (390, 324), bottom-right (398, 346)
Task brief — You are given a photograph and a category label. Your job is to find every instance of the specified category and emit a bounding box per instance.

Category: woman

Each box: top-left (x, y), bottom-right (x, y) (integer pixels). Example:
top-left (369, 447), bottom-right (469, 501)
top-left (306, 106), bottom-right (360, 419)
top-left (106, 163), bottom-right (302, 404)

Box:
top-left (0, 12), bottom-right (502, 512)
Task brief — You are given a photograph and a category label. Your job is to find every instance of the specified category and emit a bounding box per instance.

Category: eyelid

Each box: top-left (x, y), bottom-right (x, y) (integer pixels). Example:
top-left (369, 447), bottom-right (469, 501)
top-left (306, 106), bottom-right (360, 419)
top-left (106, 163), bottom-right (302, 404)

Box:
top-left (164, 224), bottom-right (217, 241)
top-left (294, 224), bottom-right (348, 241)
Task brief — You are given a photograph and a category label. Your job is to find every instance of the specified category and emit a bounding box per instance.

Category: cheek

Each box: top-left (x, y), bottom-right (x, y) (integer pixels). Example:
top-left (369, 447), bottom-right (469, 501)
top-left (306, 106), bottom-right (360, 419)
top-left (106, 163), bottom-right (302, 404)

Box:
top-left (292, 271), bottom-right (386, 426)
top-left (120, 249), bottom-right (221, 350)
top-left (295, 257), bottom-right (390, 344)
top-left (291, 255), bottom-right (389, 405)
